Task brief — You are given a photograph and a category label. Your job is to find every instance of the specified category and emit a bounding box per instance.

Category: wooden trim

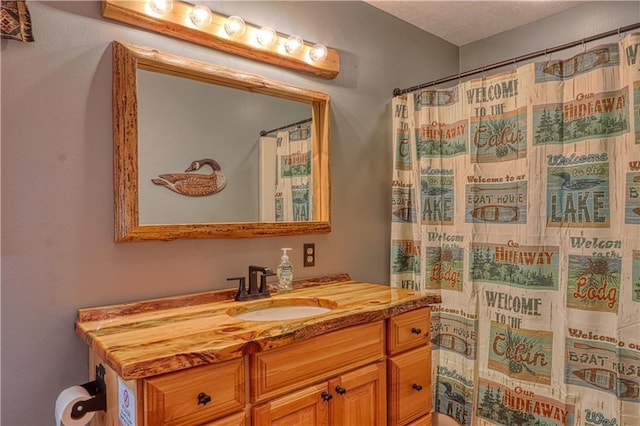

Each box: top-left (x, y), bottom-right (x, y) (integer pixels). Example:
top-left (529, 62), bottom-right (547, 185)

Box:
top-left (112, 41), bottom-right (332, 241)
top-left (102, 0), bottom-right (339, 79)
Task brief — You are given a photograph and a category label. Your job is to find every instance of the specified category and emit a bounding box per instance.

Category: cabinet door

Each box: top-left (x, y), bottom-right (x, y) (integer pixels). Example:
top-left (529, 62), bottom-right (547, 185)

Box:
top-left (329, 361), bottom-right (386, 426)
top-left (252, 383), bottom-right (330, 426)
top-left (388, 346), bottom-right (432, 425)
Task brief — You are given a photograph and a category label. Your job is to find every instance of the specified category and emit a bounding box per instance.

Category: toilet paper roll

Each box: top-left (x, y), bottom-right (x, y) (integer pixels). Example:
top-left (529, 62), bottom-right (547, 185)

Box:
top-left (55, 386), bottom-right (95, 426)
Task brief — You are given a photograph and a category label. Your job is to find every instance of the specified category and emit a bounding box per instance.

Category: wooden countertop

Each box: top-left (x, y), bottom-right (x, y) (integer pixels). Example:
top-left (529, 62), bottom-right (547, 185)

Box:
top-left (75, 275), bottom-right (441, 380)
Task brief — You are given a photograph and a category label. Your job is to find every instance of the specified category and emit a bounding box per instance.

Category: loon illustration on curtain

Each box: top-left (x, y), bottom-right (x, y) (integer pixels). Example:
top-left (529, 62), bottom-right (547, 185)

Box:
top-left (259, 121), bottom-right (312, 222)
top-left (391, 32), bottom-right (640, 426)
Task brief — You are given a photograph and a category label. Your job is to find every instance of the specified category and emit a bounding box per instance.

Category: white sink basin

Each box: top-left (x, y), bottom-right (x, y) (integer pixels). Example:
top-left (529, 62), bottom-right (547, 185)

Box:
top-left (233, 306), bottom-right (332, 321)
top-left (227, 297), bottom-right (336, 322)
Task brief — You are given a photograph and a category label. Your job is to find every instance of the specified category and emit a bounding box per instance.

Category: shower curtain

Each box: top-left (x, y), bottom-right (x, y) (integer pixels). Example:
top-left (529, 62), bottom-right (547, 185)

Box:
top-left (259, 123), bottom-right (312, 222)
top-left (391, 33), bottom-right (640, 425)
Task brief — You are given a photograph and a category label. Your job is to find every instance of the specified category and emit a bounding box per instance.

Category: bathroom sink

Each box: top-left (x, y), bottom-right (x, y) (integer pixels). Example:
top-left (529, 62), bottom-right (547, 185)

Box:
top-left (227, 297), bottom-right (337, 322)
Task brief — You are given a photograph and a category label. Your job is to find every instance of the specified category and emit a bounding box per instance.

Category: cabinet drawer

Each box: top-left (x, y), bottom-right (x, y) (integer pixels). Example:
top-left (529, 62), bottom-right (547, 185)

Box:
top-left (251, 321), bottom-right (385, 402)
top-left (252, 382), bottom-right (330, 426)
top-left (387, 308), bottom-right (430, 355)
top-left (388, 346), bottom-right (432, 425)
top-left (145, 358), bottom-right (245, 425)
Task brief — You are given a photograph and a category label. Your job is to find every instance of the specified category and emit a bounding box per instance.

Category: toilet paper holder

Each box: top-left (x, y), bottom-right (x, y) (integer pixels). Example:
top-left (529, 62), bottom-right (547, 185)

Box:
top-left (71, 364), bottom-right (107, 419)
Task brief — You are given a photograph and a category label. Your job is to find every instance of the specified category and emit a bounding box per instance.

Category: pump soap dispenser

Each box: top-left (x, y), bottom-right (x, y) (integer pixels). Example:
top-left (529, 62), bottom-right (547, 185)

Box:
top-left (277, 248), bottom-right (294, 293)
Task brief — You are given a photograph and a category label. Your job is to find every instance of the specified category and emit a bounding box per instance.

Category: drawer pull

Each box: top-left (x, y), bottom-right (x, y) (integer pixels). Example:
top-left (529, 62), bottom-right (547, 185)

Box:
top-left (335, 386), bottom-right (347, 395)
top-left (197, 392), bottom-right (212, 405)
top-left (412, 383), bottom-right (423, 392)
top-left (321, 391), bottom-right (333, 401)
top-left (411, 327), bottom-right (422, 335)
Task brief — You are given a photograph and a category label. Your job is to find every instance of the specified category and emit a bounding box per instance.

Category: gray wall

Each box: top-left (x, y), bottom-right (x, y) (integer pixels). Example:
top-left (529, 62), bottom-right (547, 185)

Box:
top-left (1, 2), bottom-right (456, 424)
top-left (2, 1), bottom-right (636, 424)
top-left (460, 1), bottom-right (640, 72)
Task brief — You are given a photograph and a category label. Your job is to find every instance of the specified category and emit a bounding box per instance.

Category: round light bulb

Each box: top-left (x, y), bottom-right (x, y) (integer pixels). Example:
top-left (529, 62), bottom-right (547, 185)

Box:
top-left (309, 43), bottom-right (328, 62)
top-left (285, 35), bottom-right (303, 54)
top-left (148, 0), bottom-right (173, 15)
top-left (224, 15), bottom-right (246, 37)
top-left (189, 5), bottom-right (212, 27)
top-left (256, 26), bottom-right (276, 47)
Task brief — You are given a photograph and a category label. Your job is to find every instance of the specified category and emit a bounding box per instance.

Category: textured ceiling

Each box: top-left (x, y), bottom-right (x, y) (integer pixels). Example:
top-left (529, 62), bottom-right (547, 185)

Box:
top-left (364, 1), bottom-right (585, 46)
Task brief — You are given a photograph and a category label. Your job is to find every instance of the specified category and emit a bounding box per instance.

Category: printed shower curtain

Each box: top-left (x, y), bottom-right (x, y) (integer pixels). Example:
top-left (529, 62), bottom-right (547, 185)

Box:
top-left (259, 123), bottom-right (313, 222)
top-left (390, 33), bottom-right (640, 425)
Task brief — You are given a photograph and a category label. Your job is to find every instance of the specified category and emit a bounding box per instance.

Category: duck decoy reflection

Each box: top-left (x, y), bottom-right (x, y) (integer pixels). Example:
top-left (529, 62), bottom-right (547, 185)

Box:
top-left (151, 158), bottom-right (227, 196)
top-left (552, 172), bottom-right (605, 191)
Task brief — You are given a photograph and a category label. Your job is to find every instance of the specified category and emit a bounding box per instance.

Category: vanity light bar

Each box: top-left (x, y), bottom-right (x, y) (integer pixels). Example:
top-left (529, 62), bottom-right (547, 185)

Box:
top-left (101, 0), bottom-right (340, 79)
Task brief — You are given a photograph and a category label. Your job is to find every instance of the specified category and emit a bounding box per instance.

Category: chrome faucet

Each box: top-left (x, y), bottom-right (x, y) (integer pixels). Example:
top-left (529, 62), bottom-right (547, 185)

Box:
top-left (228, 265), bottom-right (274, 301)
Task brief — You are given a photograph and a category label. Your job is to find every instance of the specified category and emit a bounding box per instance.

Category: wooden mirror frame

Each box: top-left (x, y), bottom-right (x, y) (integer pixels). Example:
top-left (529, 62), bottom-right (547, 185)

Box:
top-left (113, 41), bottom-right (331, 242)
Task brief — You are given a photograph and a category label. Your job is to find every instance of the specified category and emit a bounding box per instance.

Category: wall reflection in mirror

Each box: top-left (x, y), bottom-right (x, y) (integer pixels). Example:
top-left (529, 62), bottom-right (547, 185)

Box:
top-left (138, 69), bottom-right (312, 224)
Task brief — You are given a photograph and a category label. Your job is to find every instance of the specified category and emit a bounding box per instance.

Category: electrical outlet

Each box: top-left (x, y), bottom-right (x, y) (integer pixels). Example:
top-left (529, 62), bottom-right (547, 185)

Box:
top-left (303, 243), bottom-right (315, 267)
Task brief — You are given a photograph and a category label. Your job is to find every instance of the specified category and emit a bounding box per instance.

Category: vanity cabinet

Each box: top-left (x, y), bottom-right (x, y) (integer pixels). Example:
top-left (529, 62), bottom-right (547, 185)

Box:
top-left (77, 281), bottom-right (439, 426)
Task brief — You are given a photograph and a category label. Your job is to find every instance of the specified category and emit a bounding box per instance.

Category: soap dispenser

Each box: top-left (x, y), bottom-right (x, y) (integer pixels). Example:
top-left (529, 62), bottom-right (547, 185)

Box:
top-left (277, 248), bottom-right (294, 293)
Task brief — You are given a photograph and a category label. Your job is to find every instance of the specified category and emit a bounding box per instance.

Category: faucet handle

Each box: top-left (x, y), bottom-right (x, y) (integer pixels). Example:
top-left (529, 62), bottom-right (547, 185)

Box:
top-left (259, 272), bottom-right (277, 295)
top-left (227, 276), bottom-right (247, 301)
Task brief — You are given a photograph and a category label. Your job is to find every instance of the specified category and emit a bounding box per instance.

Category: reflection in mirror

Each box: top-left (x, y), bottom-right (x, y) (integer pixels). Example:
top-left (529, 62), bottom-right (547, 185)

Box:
top-left (137, 70), bottom-right (312, 224)
top-left (113, 41), bottom-right (331, 242)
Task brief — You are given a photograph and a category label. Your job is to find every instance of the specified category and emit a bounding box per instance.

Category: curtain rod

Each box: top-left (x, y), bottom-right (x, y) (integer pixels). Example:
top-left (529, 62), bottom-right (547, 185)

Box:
top-left (259, 117), bottom-right (312, 136)
top-left (393, 22), bottom-right (640, 96)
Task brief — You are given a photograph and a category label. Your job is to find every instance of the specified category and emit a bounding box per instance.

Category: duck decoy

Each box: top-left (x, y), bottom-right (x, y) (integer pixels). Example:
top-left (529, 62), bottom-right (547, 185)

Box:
top-left (552, 172), bottom-right (605, 191)
top-left (151, 158), bottom-right (227, 196)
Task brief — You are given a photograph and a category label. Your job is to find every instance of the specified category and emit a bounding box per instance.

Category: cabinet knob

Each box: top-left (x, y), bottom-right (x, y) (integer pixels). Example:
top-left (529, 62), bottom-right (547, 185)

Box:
top-left (411, 327), bottom-right (422, 335)
top-left (412, 383), bottom-right (423, 391)
top-left (335, 386), bottom-right (347, 395)
top-left (321, 391), bottom-right (333, 401)
top-left (197, 392), bottom-right (212, 405)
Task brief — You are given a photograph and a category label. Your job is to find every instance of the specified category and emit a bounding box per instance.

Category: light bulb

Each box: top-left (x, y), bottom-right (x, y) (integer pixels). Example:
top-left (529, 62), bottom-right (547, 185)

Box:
top-left (256, 26), bottom-right (276, 47)
top-left (148, 0), bottom-right (173, 15)
top-left (309, 43), bottom-right (328, 62)
top-left (224, 15), bottom-right (245, 37)
top-left (189, 5), bottom-right (212, 27)
top-left (285, 35), bottom-right (303, 55)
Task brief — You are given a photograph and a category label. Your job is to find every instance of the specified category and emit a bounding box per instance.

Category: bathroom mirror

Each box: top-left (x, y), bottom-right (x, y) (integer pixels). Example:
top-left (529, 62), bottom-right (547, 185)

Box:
top-left (113, 41), bottom-right (331, 242)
